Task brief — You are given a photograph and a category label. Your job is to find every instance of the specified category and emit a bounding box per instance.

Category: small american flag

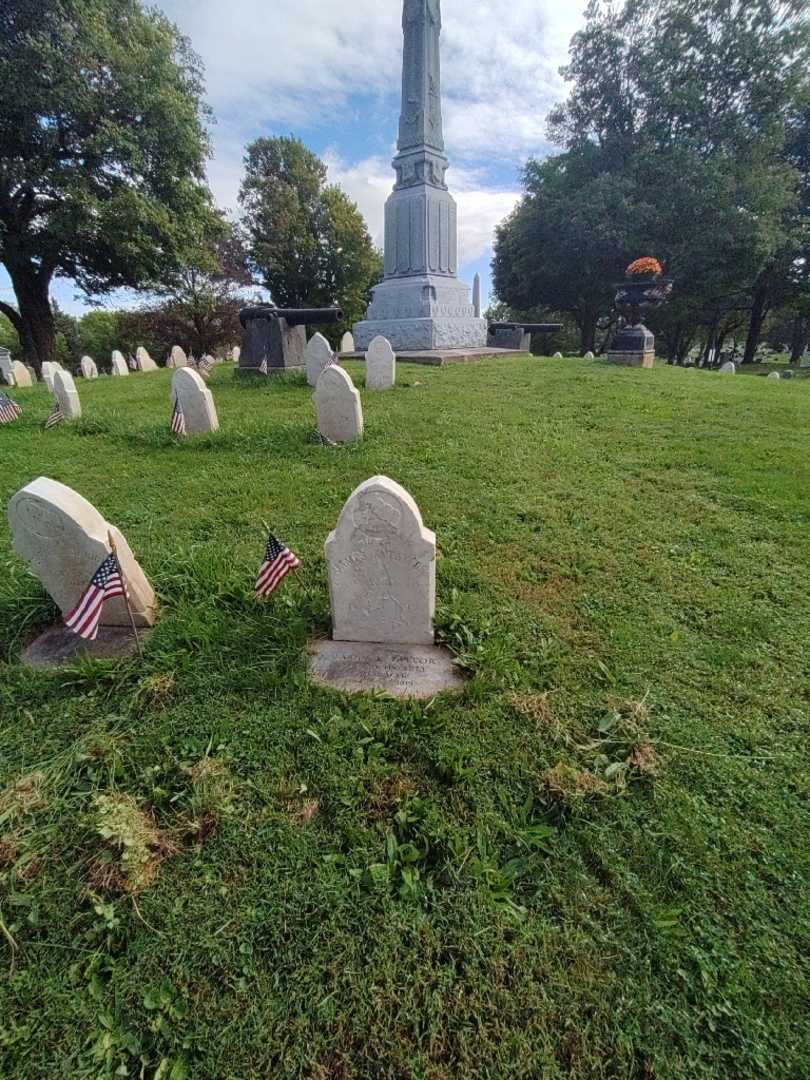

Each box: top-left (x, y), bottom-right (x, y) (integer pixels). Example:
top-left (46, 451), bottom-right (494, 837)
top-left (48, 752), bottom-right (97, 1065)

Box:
top-left (171, 396), bottom-right (186, 436)
top-left (128, 356), bottom-right (139, 371)
top-left (256, 532), bottom-right (301, 597)
top-left (64, 553), bottom-right (126, 640)
top-left (0, 393), bottom-right (22, 425)
top-left (198, 355), bottom-right (215, 377)
top-left (43, 400), bottom-right (64, 429)
top-left (257, 356), bottom-right (268, 375)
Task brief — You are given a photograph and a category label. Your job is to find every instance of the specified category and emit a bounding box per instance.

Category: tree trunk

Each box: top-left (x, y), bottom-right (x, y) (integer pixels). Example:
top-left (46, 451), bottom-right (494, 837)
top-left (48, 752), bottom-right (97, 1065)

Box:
top-left (5, 265), bottom-right (55, 373)
top-left (742, 280), bottom-right (770, 365)
top-left (579, 311), bottom-right (598, 354)
top-left (790, 316), bottom-right (808, 366)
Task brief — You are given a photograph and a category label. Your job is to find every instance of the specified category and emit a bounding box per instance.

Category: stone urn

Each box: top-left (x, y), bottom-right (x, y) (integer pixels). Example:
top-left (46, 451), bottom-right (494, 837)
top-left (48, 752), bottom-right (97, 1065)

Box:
top-left (608, 268), bottom-right (672, 369)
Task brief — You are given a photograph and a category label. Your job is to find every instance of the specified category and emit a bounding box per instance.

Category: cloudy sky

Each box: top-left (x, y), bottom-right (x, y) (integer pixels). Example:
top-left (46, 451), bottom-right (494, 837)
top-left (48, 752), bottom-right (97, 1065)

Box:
top-left (2, 0), bottom-right (586, 316)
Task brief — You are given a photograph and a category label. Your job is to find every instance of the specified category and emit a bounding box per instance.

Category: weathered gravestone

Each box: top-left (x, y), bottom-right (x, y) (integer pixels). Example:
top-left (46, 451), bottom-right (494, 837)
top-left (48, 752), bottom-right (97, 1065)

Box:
top-left (584, 351), bottom-right (595, 360)
top-left (0, 349), bottom-right (14, 386)
top-left (232, 346), bottom-right (241, 364)
top-left (309, 476), bottom-right (465, 699)
top-left (172, 367), bottom-right (219, 434)
top-left (80, 356), bottom-right (99, 379)
top-left (11, 362), bottom-right (32, 388)
top-left (53, 369), bottom-right (82, 420)
top-left (136, 346), bottom-right (159, 372)
top-left (306, 333), bottom-right (336, 387)
top-left (767, 372), bottom-right (781, 380)
top-left (8, 477), bottom-right (157, 665)
top-left (25, 365), bottom-right (38, 384)
top-left (719, 361), bottom-right (736, 375)
top-left (340, 332), bottom-right (355, 354)
top-left (314, 366), bottom-right (363, 444)
top-left (168, 346), bottom-right (188, 369)
top-left (366, 336), bottom-right (396, 390)
top-left (111, 351), bottom-right (129, 376)
top-left (40, 362), bottom-right (57, 391)
top-left (553, 352), bottom-right (563, 359)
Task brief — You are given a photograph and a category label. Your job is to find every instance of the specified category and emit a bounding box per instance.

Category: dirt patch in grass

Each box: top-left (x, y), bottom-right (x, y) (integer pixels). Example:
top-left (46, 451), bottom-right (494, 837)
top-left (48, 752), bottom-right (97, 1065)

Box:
top-left (543, 762), bottom-right (607, 802)
top-left (91, 793), bottom-right (179, 894)
top-left (0, 771), bottom-right (47, 819)
top-left (366, 774), bottom-right (419, 819)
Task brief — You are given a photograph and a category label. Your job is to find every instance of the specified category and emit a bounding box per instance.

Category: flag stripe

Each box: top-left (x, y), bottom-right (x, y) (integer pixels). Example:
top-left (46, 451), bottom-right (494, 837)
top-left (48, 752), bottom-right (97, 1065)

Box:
top-left (257, 553), bottom-right (299, 594)
top-left (63, 555), bottom-right (126, 640)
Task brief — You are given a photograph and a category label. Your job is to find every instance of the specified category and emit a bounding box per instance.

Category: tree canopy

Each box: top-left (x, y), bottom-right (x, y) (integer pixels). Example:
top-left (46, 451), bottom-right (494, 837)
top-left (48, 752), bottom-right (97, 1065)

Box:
top-left (0, 0), bottom-right (216, 369)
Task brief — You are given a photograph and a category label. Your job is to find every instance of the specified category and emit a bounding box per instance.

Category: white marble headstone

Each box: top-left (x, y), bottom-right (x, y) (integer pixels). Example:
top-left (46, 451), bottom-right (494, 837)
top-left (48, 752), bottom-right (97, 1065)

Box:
top-left (171, 368), bottom-right (219, 435)
top-left (767, 371), bottom-right (781, 380)
top-left (25, 365), bottom-right (38, 383)
top-left (340, 332), bottom-right (355, 354)
top-left (136, 346), bottom-right (158, 372)
top-left (8, 477), bottom-right (156, 628)
top-left (553, 352), bottom-right (563, 359)
top-left (366, 336), bottom-right (396, 390)
top-left (111, 350), bottom-right (129, 377)
top-left (53, 369), bottom-right (82, 421)
top-left (11, 362), bottom-right (32, 389)
top-left (584, 351), bottom-right (595, 360)
top-left (41, 362), bottom-right (57, 392)
top-left (306, 333), bottom-right (336, 387)
top-left (314, 366), bottom-right (363, 444)
top-left (168, 346), bottom-right (188, 369)
top-left (719, 361), bottom-right (736, 374)
top-left (325, 476), bottom-right (436, 646)
top-left (80, 356), bottom-right (99, 379)
top-left (232, 346), bottom-right (241, 364)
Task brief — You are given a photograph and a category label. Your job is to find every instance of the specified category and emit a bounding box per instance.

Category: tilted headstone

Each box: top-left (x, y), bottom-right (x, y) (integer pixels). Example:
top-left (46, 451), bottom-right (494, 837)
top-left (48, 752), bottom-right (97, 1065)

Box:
top-left (53, 369), bottom-right (82, 421)
top-left (719, 361), bottom-right (736, 375)
top-left (767, 371), bottom-right (781, 380)
top-left (314, 366), bottom-right (363, 444)
top-left (0, 348), bottom-right (14, 385)
top-left (8, 477), bottom-right (156, 628)
top-left (80, 356), bottom-right (99, 379)
top-left (25, 365), bottom-right (38, 383)
top-left (136, 346), bottom-right (158, 372)
top-left (41, 362), bottom-right (57, 391)
top-left (110, 350), bottom-right (129, 377)
top-left (168, 346), bottom-right (188, 369)
top-left (306, 333), bottom-right (336, 387)
top-left (11, 362), bottom-right (32, 389)
top-left (171, 368), bottom-right (219, 435)
top-left (340, 332), bottom-right (355, 354)
top-left (366, 335), bottom-right (396, 390)
top-left (325, 476), bottom-right (436, 646)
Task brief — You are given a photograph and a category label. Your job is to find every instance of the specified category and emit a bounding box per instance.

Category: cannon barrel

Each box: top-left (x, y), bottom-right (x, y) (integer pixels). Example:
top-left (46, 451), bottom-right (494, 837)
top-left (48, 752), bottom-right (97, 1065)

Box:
top-left (489, 322), bottom-right (564, 334)
top-left (240, 305), bottom-right (343, 329)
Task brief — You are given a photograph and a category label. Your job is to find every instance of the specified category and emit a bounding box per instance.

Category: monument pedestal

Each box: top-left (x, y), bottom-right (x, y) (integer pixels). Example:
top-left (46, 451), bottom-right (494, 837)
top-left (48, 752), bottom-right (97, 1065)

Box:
top-left (354, 275), bottom-right (486, 352)
top-left (607, 324), bottom-right (656, 368)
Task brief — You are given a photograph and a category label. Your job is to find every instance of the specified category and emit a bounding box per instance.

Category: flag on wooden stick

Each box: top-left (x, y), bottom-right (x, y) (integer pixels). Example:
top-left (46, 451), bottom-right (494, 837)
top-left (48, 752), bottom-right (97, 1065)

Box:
top-left (256, 532), bottom-right (301, 598)
top-left (43, 400), bottom-right (64, 429)
top-left (64, 553), bottom-right (126, 640)
top-left (171, 396), bottom-right (186, 437)
top-left (0, 393), bottom-right (22, 425)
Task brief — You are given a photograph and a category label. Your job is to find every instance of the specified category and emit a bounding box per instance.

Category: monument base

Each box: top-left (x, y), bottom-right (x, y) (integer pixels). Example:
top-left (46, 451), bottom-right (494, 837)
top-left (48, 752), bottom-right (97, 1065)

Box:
top-left (22, 626), bottom-right (150, 669)
top-left (309, 640), bottom-right (466, 700)
top-left (606, 350), bottom-right (656, 368)
top-left (353, 316), bottom-right (488, 352)
top-left (353, 274), bottom-right (487, 352)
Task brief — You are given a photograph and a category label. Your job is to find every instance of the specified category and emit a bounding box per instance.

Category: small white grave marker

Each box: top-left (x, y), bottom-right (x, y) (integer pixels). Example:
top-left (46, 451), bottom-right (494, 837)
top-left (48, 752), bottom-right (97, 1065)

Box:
top-left (366, 336), bottom-right (396, 390)
top-left (314, 366), bottom-right (363, 444)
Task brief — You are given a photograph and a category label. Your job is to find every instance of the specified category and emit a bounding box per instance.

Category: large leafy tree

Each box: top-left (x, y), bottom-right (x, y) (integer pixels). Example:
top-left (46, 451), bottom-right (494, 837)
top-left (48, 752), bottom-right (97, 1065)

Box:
top-left (0, 0), bottom-right (216, 370)
top-left (239, 137), bottom-right (382, 342)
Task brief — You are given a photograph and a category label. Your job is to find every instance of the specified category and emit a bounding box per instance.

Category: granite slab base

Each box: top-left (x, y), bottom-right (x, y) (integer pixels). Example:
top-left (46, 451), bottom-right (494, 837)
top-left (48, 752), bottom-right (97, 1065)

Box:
top-left (22, 626), bottom-right (150, 668)
top-left (342, 348), bottom-right (524, 367)
top-left (309, 640), bottom-right (466, 699)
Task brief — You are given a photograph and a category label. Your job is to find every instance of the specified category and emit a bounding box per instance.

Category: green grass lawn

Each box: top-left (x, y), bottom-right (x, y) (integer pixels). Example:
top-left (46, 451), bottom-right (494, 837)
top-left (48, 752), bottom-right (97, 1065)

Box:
top-left (1, 357), bottom-right (808, 1079)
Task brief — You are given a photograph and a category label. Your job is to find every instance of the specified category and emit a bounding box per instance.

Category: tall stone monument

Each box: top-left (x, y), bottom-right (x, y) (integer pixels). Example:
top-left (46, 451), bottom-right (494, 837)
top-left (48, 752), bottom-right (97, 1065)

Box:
top-left (353, 0), bottom-right (486, 352)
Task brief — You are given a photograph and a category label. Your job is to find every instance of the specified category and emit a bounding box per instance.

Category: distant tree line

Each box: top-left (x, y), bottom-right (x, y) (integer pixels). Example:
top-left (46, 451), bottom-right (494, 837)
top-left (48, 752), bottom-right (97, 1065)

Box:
top-left (493, 0), bottom-right (810, 363)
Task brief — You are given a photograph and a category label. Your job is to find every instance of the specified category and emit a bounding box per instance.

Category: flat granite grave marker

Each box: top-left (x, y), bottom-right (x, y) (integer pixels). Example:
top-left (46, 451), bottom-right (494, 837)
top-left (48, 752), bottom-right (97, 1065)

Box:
top-left (314, 366), bottom-right (363, 444)
top-left (137, 346), bottom-right (159, 372)
top-left (310, 476), bottom-right (464, 698)
top-left (8, 477), bottom-right (157, 665)
top-left (111, 350), bottom-right (129, 376)
top-left (306, 333), bottom-right (336, 387)
top-left (80, 356), bottom-right (99, 379)
top-left (11, 362), bottom-right (32, 388)
top-left (171, 367), bottom-right (219, 434)
top-left (53, 369), bottom-right (82, 420)
top-left (366, 336), bottom-right (396, 390)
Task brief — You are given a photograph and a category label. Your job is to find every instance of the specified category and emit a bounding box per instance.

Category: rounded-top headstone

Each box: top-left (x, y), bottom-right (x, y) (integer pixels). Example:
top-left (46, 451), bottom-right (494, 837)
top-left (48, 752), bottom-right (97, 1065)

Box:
top-left (366, 336), bottom-right (396, 390)
top-left (7, 477), bottom-right (156, 627)
top-left (314, 365), bottom-right (363, 444)
top-left (584, 351), bottom-right (595, 360)
top-left (53, 369), bottom-right (82, 421)
top-left (41, 362), bottom-right (57, 391)
top-left (11, 361), bottom-right (32, 388)
top-left (340, 331), bottom-right (355, 354)
top-left (171, 367), bottom-right (219, 435)
top-left (111, 350), bottom-right (129, 376)
top-left (553, 352), bottom-right (563, 359)
top-left (306, 333), bottom-right (336, 387)
top-left (168, 346), bottom-right (188, 369)
top-left (80, 356), bottom-right (99, 379)
top-left (767, 371), bottom-right (781, 380)
top-left (325, 476), bottom-right (436, 646)
top-left (136, 346), bottom-right (158, 372)
top-left (719, 361), bottom-right (736, 374)
top-left (232, 345), bottom-right (241, 364)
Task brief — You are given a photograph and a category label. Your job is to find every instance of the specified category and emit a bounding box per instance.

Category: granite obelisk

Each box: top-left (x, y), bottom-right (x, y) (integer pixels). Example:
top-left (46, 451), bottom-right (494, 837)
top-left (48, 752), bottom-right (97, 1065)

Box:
top-left (353, 0), bottom-right (486, 352)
